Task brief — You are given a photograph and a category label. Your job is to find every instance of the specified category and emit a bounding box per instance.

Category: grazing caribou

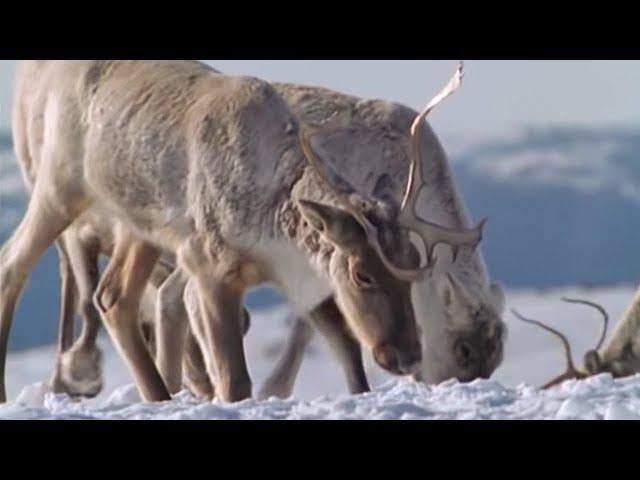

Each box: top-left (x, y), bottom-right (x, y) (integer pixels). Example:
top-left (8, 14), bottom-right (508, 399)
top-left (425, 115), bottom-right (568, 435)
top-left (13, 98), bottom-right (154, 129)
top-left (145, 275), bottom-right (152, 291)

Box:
top-left (258, 70), bottom-right (506, 397)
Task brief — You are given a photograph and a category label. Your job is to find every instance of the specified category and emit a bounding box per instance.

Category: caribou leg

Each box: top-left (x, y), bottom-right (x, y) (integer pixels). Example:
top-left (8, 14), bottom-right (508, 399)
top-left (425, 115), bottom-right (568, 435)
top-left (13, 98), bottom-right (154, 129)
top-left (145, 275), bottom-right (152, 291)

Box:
top-left (183, 327), bottom-right (215, 400)
top-left (309, 298), bottom-right (370, 394)
top-left (257, 317), bottom-right (315, 400)
top-left (53, 237), bottom-right (77, 355)
top-left (0, 188), bottom-right (82, 402)
top-left (258, 297), bottom-right (370, 400)
top-left (51, 229), bottom-right (104, 397)
top-left (188, 276), bottom-right (250, 402)
top-left (94, 229), bottom-right (170, 402)
top-left (180, 268), bottom-right (252, 402)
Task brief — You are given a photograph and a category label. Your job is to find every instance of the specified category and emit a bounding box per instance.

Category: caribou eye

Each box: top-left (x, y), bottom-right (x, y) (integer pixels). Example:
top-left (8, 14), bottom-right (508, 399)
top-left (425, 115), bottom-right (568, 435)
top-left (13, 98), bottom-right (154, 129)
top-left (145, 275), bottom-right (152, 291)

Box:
top-left (352, 268), bottom-right (376, 289)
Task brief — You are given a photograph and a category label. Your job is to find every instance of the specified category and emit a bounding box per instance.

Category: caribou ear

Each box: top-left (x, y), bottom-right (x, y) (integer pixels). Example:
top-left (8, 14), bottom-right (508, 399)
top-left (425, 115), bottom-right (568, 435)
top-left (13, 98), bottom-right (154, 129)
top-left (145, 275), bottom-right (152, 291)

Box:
top-left (371, 174), bottom-right (399, 220)
top-left (298, 199), bottom-right (366, 254)
top-left (490, 282), bottom-right (506, 314)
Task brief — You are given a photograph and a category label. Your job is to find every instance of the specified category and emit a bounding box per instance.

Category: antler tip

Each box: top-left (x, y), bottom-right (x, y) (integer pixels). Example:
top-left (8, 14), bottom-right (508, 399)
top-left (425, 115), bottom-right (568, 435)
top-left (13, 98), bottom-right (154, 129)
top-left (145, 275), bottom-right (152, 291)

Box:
top-left (471, 217), bottom-right (488, 250)
top-left (512, 304), bottom-right (582, 387)
top-left (559, 297), bottom-right (610, 352)
top-left (452, 61), bottom-right (465, 88)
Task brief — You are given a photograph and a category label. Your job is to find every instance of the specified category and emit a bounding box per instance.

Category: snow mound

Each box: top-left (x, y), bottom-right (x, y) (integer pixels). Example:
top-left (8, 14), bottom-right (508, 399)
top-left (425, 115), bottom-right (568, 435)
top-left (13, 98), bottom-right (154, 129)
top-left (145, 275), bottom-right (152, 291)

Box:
top-left (2, 375), bottom-right (640, 420)
top-left (2, 285), bottom-right (640, 420)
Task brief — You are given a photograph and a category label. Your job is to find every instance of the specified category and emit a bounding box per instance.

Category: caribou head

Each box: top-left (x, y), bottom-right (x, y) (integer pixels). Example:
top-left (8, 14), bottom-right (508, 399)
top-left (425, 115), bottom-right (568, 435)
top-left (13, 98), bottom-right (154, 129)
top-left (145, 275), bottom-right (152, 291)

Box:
top-left (296, 63), bottom-right (488, 376)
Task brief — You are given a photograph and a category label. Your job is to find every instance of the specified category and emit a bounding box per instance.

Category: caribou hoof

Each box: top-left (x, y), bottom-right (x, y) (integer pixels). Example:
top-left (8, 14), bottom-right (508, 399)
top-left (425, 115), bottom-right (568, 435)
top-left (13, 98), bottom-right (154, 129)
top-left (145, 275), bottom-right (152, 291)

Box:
top-left (51, 346), bottom-right (104, 398)
top-left (184, 375), bottom-right (215, 402)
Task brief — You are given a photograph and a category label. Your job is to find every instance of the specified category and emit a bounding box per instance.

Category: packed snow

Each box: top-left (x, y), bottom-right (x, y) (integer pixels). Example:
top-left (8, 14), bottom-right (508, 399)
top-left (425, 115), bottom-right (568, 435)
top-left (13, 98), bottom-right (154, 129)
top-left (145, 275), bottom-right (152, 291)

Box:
top-left (2, 285), bottom-right (640, 420)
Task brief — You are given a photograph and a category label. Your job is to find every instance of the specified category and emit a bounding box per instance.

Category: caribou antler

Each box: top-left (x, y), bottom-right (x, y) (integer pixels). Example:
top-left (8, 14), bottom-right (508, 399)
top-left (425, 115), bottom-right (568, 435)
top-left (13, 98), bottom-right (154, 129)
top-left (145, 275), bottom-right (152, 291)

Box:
top-left (299, 128), bottom-right (422, 282)
top-left (511, 309), bottom-right (585, 389)
top-left (398, 61), bottom-right (486, 272)
top-left (299, 62), bottom-right (488, 282)
top-left (561, 297), bottom-right (609, 351)
top-left (512, 297), bottom-right (610, 389)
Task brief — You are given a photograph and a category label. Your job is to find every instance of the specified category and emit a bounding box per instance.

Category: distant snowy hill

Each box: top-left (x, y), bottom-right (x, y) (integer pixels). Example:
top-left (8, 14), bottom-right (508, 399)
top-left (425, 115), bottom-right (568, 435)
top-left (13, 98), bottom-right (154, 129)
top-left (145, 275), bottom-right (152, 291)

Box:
top-left (0, 131), bottom-right (10, 149)
top-left (1, 126), bottom-right (640, 351)
top-left (452, 126), bottom-right (640, 287)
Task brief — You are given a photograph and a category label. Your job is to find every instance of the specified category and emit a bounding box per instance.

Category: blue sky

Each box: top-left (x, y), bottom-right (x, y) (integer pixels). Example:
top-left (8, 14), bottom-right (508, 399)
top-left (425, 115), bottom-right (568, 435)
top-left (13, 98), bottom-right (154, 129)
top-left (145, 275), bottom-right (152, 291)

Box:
top-left (1, 60), bottom-right (638, 146)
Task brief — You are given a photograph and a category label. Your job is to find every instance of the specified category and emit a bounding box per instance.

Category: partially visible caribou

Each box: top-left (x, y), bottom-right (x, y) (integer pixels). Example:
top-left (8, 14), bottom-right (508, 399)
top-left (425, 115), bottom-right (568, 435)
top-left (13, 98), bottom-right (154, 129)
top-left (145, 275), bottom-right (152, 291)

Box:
top-left (514, 292), bottom-right (640, 389)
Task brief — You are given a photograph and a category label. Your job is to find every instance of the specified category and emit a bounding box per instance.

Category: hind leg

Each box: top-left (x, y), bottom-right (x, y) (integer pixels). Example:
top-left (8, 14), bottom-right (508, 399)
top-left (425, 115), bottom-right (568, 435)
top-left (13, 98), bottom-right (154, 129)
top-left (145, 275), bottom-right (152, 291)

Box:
top-left (53, 236), bottom-right (77, 354)
top-left (50, 235), bottom-right (80, 395)
top-left (51, 228), bottom-right (104, 398)
top-left (257, 317), bottom-right (315, 400)
top-left (0, 192), bottom-right (82, 402)
top-left (258, 297), bottom-right (369, 400)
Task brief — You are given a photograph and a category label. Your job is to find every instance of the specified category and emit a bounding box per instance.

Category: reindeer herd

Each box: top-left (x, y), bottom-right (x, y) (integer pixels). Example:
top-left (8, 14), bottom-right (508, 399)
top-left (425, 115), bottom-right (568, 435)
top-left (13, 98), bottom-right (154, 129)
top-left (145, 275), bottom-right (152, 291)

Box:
top-left (0, 60), bottom-right (638, 407)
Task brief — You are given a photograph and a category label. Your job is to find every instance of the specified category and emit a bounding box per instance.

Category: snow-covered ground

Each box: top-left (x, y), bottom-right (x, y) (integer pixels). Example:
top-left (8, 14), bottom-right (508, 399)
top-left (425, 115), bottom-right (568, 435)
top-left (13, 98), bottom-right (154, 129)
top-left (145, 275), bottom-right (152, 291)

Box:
top-left (2, 285), bottom-right (640, 420)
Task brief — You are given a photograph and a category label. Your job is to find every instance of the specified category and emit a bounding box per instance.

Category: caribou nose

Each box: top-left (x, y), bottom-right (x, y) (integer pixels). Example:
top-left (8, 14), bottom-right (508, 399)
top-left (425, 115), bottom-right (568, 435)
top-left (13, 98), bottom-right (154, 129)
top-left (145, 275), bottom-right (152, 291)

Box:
top-left (456, 340), bottom-right (473, 365)
top-left (373, 345), bottom-right (400, 374)
top-left (478, 363), bottom-right (495, 380)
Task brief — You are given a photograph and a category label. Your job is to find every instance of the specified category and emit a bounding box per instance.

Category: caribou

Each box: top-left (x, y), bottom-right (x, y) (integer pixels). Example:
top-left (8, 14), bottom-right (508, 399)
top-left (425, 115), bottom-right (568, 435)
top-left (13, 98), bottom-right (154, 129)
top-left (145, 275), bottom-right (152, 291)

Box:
top-left (513, 291), bottom-right (640, 389)
top-left (259, 71), bottom-right (507, 397)
top-left (1, 60), bottom-right (486, 403)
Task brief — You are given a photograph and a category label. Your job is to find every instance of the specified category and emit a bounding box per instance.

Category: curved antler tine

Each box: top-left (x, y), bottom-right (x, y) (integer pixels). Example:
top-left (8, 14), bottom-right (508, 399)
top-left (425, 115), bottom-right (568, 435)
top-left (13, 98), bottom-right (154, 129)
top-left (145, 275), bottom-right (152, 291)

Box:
top-left (299, 126), bottom-right (428, 283)
top-left (366, 229), bottom-right (432, 282)
top-left (417, 217), bottom-right (487, 266)
top-left (400, 61), bottom-right (464, 216)
top-left (561, 297), bottom-right (610, 351)
top-left (512, 308), bottom-right (582, 389)
top-left (396, 62), bottom-right (484, 267)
